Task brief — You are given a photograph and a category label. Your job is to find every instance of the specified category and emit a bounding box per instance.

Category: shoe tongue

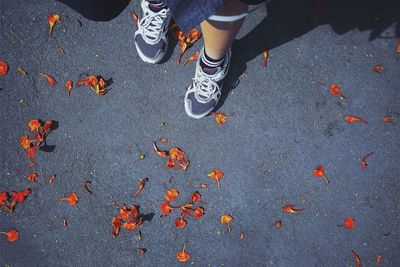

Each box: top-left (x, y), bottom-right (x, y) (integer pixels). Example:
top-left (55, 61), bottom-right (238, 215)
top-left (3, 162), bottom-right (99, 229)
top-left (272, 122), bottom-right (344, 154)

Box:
top-left (202, 67), bottom-right (218, 75)
top-left (149, 3), bottom-right (165, 12)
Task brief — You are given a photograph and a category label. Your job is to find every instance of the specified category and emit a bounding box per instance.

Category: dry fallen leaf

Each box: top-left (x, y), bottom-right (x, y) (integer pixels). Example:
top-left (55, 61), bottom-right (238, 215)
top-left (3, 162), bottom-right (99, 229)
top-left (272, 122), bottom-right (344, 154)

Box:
top-left (27, 173), bottom-right (38, 182)
top-left (329, 84), bottom-right (346, 100)
top-left (133, 177), bottom-right (148, 198)
top-left (176, 241), bottom-right (190, 263)
top-left (351, 250), bottom-right (362, 267)
top-left (313, 165), bottom-right (329, 184)
top-left (282, 204), bottom-right (304, 214)
top-left (338, 217), bottom-right (356, 230)
top-left (0, 229), bottom-right (19, 243)
top-left (65, 80), bottom-right (73, 97)
top-left (48, 13), bottom-right (61, 36)
top-left (38, 72), bottom-right (56, 87)
top-left (0, 61), bottom-right (9, 76)
top-left (345, 115), bottom-right (368, 124)
top-left (361, 152), bottom-right (374, 169)
top-left (60, 192), bottom-right (79, 206)
top-left (220, 214), bottom-right (233, 231)
top-left (262, 48), bottom-right (268, 67)
top-left (372, 64), bottom-right (383, 73)
top-left (207, 169), bottom-right (224, 189)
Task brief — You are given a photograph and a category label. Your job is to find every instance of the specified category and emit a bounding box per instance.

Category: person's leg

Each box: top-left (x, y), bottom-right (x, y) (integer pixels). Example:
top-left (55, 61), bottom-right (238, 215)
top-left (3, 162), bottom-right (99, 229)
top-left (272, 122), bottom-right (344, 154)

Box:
top-left (200, 0), bottom-right (248, 61)
top-left (184, 0), bottom-right (249, 119)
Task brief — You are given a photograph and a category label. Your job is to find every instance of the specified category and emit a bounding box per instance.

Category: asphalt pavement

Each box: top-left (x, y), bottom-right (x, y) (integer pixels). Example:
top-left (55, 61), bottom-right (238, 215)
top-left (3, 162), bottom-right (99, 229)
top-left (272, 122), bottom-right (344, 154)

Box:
top-left (0, 0), bottom-right (399, 266)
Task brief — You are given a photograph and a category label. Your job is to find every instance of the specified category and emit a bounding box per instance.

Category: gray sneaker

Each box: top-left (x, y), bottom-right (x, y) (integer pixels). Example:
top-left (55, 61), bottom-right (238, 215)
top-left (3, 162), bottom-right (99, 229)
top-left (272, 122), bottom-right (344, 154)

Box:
top-left (134, 1), bottom-right (172, 64)
top-left (184, 48), bottom-right (231, 119)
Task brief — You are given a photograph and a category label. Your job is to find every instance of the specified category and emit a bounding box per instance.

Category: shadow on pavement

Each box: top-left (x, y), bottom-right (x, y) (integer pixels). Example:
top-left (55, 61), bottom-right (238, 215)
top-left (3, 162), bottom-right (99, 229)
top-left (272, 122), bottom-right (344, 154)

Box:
top-left (218, 0), bottom-right (400, 111)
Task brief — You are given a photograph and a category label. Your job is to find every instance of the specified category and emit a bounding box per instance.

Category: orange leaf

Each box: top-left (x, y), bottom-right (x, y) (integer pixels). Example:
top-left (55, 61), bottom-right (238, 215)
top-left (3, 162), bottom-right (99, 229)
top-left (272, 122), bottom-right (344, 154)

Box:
top-left (131, 11), bottom-right (139, 22)
top-left (38, 72), bottom-right (56, 87)
top-left (164, 188), bottom-right (179, 202)
top-left (383, 116), bottom-right (392, 123)
top-left (119, 205), bottom-right (131, 219)
top-left (376, 255), bottom-right (382, 265)
top-left (49, 175), bottom-right (56, 184)
top-left (152, 141), bottom-right (168, 157)
top-left (351, 250), bottom-right (362, 267)
top-left (20, 135), bottom-right (32, 150)
top-left (191, 191), bottom-right (201, 203)
top-left (0, 229), bottom-right (19, 243)
top-left (160, 201), bottom-right (173, 215)
top-left (133, 177), bottom-right (148, 198)
top-left (313, 165), bottom-right (329, 184)
top-left (175, 217), bottom-right (187, 229)
top-left (361, 152), bottom-right (374, 169)
top-left (208, 169), bottom-right (224, 189)
top-left (372, 64), bottom-right (383, 73)
top-left (396, 40), bottom-right (400, 53)
top-left (60, 192), bottom-right (79, 206)
top-left (77, 75), bottom-right (108, 95)
top-left (183, 50), bottom-right (199, 65)
top-left (220, 214), bottom-right (233, 231)
top-left (27, 173), bottom-right (38, 182)
top-left (275, 220), bottom-right (282, 229)
top-left (48, 13), bottom-right (61, 36)
top-left (329, 84), bottom-right (346, 99)
top-left (282, 204), bottom-right (304, 214)
top-left (211, 112), bottom-right (228, 125)
top-left (28, 119), bottom-right (42, 132)
top-left (192, 207), bottom-right (204, 219)
top-left (112, 217), bottom-right (121, 238)
top-left (339, 217), bottom-right (356, 229)
top-left (11, 189), bottom-right (31, 204)
top-left (262, 48), bottom-right (268, 67)
top-left (176, 242), bottom-right (190, 263)
top-left (65, 80), bottom-right (73, 97)
top-left (27, 147), bottom-right (36, 158)
top-left (345, 115), bottom-right (368, 124)
top-left (0, 61), bottom-right (9, 76)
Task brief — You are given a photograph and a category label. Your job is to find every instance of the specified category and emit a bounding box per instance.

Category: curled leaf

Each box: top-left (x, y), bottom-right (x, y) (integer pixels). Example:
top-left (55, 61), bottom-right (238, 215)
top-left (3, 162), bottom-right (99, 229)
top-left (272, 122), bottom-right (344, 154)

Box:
top-left (133, 177), bottom-right (148, 198)
top-left (84, 180), bottom-right (92, 194)
top-left (183, 50), bottom-right (199, 65)
top-left (152, 141), bottom-right (168, 157)
top-left (262, 48), bottom-right (268, 67)
top-left (351, 250), bottom-right (362, 267)
top-left (38, 72), bottom-right (56, 87)
top-left (65, 80), bottom-right (73, 97)
top-left (27, 173), bottom-right (38, 182)
top-left (282, 204), bottom-right (304, 214)
top-left (48, 13), bottom-right (61, 36)
top-left (361, 152), bottom-right (374, 169)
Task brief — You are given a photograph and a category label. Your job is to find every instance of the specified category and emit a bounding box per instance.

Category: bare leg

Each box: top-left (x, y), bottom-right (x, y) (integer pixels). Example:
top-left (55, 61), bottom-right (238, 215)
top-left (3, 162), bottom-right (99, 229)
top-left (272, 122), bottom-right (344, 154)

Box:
top-left (200, 0), bottom-right (249, 59)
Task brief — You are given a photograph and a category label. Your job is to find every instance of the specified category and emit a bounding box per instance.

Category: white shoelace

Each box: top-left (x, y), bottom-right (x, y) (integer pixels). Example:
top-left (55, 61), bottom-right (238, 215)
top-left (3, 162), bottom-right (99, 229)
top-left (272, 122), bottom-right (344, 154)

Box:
top-left (138, 9), bottom-right (169, 45)
top-left (193, 70), bottom-right (225, 103)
